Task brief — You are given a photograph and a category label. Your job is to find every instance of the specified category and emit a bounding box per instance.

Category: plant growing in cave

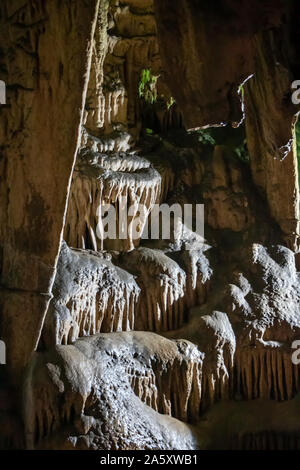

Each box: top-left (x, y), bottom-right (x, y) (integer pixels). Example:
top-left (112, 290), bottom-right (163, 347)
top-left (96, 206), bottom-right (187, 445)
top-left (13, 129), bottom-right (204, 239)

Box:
top-left (138, 68), bottom-right (159, 104)
top-left (234, 138), bottom-right (249, 163)
top-left (238, 84), bottom-right (245, 98)
top-left (189, 125), bottom-right (250, 162)
top-left (189, 128), bottom-right (216, 146)
top-left (167, 96), bottom-right (176, 109)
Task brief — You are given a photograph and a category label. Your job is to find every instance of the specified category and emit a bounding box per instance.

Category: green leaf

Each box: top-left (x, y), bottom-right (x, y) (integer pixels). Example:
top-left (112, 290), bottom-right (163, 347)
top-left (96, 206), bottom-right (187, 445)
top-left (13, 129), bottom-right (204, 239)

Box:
top-left (138, 68), bottom-right (159, 105)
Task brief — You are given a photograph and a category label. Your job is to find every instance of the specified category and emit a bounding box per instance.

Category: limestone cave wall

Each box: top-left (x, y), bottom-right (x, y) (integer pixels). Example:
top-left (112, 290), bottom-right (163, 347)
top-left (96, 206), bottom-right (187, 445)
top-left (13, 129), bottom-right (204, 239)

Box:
top-left (0, 0), bottom-right (300, 451)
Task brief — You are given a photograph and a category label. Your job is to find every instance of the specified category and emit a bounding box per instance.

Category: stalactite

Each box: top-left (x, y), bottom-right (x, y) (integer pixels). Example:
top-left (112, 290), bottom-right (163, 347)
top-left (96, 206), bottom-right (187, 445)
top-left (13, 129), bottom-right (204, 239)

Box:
top-left (65, 148), bottom-right (161, 252)
top-left (42, 243), bottom-right (141, 348)
top-left (27, 334), bottom-right (203, 449)
top-left (128, 350), bottom-right (204, 423)
top-left (235, 348), bottom-right (300, 402)
top-left (81, 128), bottom-right (131, 154)
top-left (232, 432), bottom-right (300, 451)
top-left (119, 247), bottom-right (212, 332)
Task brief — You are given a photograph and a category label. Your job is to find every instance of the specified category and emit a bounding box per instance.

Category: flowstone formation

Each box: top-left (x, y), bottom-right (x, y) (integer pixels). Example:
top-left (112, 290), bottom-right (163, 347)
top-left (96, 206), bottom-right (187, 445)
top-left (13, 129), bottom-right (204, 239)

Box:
top-left (26, 243), bottom-right (300, 450)
top-left (65, 147), bottom-right (161, 252)
top-left (1, 0), bottom-right (300, 451)
top-left (41, 242), bottom-right (141, 347)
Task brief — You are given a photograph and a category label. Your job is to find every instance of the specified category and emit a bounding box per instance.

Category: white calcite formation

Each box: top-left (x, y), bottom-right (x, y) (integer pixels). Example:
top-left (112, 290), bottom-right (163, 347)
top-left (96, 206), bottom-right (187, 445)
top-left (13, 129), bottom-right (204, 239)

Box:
top-left (81, 128), bottom-right (131, 154)
top-left (25, 333), bottom-right (201, 450)
top-left (65, 146), bottom-right (161, 252)
top-left (225, 244), bottom-right (300, 402)
top-left (120, 248), bottom-right (187, 331)
top-left (28, 150), bottom-right (300, 450)
top-left (2, 0), bottom-right (300, 453)
top-left (42, 243), bottom-right (140, 347)
top-left (43, 242), bottom-right (213, 346)
top-left (118, 246), bottom-right (212, 332)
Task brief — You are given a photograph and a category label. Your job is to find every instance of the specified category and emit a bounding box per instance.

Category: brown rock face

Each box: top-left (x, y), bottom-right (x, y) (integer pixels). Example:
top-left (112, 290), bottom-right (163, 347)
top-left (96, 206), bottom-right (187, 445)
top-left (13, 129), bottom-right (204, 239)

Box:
top-left (244, 32), bottom-right (300, 250)
top-left (0, 1), bottom-right (100, 380)
top-left (153, 0), bottom-right (285, 129)
top-left (154, 0), bottom-right (300, 249)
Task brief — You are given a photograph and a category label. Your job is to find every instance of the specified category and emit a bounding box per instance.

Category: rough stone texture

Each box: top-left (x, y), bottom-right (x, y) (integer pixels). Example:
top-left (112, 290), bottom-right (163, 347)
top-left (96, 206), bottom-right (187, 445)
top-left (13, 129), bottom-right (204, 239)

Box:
top-left (65, 147), bottom-right (161, 252)
top-left (0, 380), bottom-right (24, 450)
top-left (192, 395), bottom-right (300, 450)
top-left (167, 243), bottom-right (300, 407)
top-left (228, 244), bottom-right (300, 401)
top-left (0, 0), bottom-right (100, 381)
top-left (27, 243), bottom-right (300, 450)
top-left (244, 32), bottom-right (300, 251)
top-left (154, 0), bottom-right (300, 251)
top-left (118, 246), bottom-right (212, 331)
top-left (25, 333), bottom-right (200, 450)
top-left (1, 0), bottom-right (300, 452)
top-left (41, 242), bottom-right (140, 348)
top-left (153, 0), bottom-right (285, 129)
top-left (203, 146), bottom-right (253, 232)
top-left (43, 240), bottom-right (212, 344)
top-left (83, 0), bottom-right (167, 141)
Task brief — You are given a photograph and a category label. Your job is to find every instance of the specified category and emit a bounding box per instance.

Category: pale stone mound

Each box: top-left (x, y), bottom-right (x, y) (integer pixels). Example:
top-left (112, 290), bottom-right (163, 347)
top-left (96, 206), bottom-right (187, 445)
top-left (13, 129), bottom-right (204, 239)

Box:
top-left (43, 242), bottom-right (212, 345)
top-left (26, 333), bottom-right (201, 450)
top-left (227, 244), bottom-right (300, 401)
top-left (42, 243), bottom-right (140, 347)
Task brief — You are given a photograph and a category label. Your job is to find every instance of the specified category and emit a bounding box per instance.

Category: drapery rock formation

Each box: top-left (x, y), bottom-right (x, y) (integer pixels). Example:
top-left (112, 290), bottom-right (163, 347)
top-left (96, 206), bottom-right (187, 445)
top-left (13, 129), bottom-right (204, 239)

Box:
top-left (25, 243), bottom-right (300, 450)
top-left (154, 0), bottom-right (286, 129)
top-left (41, 242), bottom-right (140, 347)
top-left (65, 147), bottom-right (161, 251)
top-left (1, 0), bottom-right (300, 451)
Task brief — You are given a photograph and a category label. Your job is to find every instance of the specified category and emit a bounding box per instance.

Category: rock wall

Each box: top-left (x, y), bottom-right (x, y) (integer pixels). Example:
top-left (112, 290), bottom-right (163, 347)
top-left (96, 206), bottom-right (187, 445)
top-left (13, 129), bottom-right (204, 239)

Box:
top-left (0, 0), bottom-right (100, 381)
top-left (154, 0), bottom-right (300, 251)
top-left (1, 0), bottom-right (300, 451)
top-left (244, 32), bottom-right (300, 251)
top-left (153, 0), bottom-right (285, 129)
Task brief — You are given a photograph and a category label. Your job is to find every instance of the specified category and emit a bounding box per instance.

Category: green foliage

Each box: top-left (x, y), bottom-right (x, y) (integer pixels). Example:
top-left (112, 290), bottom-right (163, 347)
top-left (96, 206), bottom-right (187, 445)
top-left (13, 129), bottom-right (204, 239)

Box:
top-left (145, 128), bottom-right (153, 135)
top-left (138, 69), bottom-right (176, 111)
top-left (234, 139), bottom-right (249, 163)
top-left (189, 128), bottom-right (216, 146)
top-left (167, 96), bottom-right (176, 110)
top-left (189, 125), bottom-right (250, 163)
top-left (138, 68), bottom-right (159, 105)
